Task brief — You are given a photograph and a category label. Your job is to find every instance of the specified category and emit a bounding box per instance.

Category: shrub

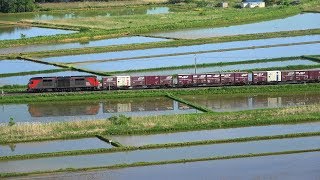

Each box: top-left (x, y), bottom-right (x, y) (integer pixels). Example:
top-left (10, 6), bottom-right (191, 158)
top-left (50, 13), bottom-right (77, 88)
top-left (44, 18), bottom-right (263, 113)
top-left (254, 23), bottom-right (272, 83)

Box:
top-left (8, 117), bottom-right (15, 127)
top-left (108, 115), bottom-right (131, 126)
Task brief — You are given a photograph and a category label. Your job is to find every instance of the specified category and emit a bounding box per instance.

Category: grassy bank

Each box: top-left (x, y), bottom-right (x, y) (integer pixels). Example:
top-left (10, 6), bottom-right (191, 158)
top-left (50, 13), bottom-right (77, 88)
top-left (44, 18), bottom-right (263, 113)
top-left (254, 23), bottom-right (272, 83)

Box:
top-left (0, 132), bottom-right (319, 161)
top-left (1, 149), bottom-right (319, 178)
top-left (1, 103), bottom-right (320, 143)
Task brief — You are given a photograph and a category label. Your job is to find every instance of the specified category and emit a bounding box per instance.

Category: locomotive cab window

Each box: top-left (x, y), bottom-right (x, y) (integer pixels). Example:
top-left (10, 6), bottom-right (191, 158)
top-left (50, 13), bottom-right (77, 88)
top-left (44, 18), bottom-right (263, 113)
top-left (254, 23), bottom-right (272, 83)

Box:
top-left (43, 79), bottom-right (53, 86)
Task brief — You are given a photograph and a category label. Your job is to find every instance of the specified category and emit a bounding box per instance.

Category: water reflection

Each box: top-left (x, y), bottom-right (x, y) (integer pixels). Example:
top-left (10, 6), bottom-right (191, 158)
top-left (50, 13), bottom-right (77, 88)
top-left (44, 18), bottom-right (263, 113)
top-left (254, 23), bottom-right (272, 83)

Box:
top-left (0, 138), bottom-right (112, 156)
top-left (182, 93), bottom-right (320, 112)
top-left (0, 7), bottom-right (171, 22)
top-left (0, 97), bottom-right (197, 123)
top-left (0, 136), bottom-right (319, 173)
top-left (0, 26), bottom-right (76, 40)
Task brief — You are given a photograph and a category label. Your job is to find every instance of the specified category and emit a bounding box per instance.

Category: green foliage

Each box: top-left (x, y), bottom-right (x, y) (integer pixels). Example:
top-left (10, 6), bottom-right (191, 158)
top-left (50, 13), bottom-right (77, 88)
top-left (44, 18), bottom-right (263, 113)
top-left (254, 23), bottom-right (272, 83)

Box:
top-left (108, 115), bottom-right (131, 126)
top-left (8, 117), bottom-right (15, 126)
top-left (196, 0), bottom-right (209, 7)
top-left (20, 33), bottom-right (27, 39)
top-left (0, 0), bottom-right (36, 13)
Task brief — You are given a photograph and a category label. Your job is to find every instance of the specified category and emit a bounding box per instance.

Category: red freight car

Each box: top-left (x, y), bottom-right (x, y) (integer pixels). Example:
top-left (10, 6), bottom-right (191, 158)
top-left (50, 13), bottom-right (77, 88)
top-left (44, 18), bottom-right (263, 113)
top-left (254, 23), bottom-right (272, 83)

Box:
top-left (193, 74), bottom-right (207, 85)
top-left (281, 70), bottom-right (295, 82)
top-left (102, 77), bottom-right (117, 89)
top-left (252, 71), bottom-right (267, 84)
top-left (308, 70), bottom-right (320, 82)
top-left (131, 76), bottom-right (145, 87)
top-left (295, 70), bottom-right (308, 81)
top-left (177, 74), bottom-right (193, 86)
top-left (220, 73), bottom-right (235, 85)
top-left (234, 72), bottom-right (249, 85)
top-left (159, 75), bottom-right (173, 87)
top-left (145, 76), bottom-right (160, 87)
top-left (206, 73), bottom-right (221, 85)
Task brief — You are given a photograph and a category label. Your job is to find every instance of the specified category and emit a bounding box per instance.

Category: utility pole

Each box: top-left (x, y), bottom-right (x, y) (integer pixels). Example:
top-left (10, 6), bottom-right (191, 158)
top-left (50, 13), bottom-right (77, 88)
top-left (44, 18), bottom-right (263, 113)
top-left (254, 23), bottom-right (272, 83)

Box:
top-left (194, 54), bottom-right (197, 74)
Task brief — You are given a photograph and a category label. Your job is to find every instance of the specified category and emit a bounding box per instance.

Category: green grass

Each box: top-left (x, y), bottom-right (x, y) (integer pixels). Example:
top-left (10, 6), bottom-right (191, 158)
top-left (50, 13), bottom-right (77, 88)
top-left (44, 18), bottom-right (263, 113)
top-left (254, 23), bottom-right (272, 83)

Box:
top-left (1, 148), bottom-right (319, 178)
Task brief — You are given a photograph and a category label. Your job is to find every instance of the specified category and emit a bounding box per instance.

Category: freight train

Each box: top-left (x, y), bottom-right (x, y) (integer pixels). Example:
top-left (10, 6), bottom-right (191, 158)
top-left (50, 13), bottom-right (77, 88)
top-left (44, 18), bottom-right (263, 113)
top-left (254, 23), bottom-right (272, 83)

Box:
top-left (27, 69), bottom-right (320, 92)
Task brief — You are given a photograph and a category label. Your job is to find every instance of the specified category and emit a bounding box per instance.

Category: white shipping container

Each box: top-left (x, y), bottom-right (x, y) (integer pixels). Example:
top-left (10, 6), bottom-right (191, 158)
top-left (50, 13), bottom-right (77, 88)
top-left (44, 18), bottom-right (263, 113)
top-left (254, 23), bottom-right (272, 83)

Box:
top-left (116, 76), bottom-right (131, 87)
top-left (267, 71), bottom-right (281, 82)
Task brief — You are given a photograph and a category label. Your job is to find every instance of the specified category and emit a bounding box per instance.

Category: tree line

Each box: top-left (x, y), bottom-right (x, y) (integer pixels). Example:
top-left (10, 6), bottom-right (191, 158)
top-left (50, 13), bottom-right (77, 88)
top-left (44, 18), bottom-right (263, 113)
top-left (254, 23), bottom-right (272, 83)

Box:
top-left (0, 0), bottom-right (110, 13)
top-left (0, 0), bottom-right (35, 13)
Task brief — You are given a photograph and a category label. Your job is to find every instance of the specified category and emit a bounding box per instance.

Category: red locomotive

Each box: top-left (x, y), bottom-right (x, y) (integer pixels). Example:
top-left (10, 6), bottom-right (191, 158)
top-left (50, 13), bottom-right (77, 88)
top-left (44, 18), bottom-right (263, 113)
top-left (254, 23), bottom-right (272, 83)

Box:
top-left (27, 76), bottom-right (99, 92)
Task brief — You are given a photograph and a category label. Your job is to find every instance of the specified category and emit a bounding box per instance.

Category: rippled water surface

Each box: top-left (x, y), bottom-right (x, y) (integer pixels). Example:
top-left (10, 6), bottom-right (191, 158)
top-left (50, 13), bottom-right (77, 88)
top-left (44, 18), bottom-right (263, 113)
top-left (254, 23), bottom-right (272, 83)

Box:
top-left (0, 138), bottom-right (112, 156)
top-left (0, 26), bottom-right (76, 40)
top-left (41, 35), bottom-right (320, 63)
top-left (0, 136), bottom-right (318, 173)
top-left (151, 13), bottom-right (320, 39)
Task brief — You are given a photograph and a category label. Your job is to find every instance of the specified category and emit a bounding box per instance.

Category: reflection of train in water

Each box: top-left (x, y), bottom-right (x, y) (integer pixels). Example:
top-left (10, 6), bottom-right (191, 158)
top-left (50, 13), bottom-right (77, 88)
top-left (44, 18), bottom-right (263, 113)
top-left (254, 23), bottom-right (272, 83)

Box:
top-left (28, 103), bottom-right (100, 117)
top-left (103, 98), bottom-right (191, 113)
top-left (27, 99), bottom-right (191, 117)
top-left (27, 69), bottom-right (320, 92)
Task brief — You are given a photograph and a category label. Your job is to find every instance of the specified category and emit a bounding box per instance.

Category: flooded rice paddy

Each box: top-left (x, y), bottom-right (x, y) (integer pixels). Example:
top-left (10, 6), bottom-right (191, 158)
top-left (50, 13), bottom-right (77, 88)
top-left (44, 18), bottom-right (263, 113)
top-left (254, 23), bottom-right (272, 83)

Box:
top-left (0, 97), bottom-right (198, 123)
top-left (181, 92), bottom-right (320, 112)
top-left (0, 59), bottom-right (60, 74)
top-left (151, 13), bottom-right (320, 39)
top-left (0, 136), bottom-right (319, 173)
top-left (15, 151), bottom-right (320, 180)
top-left (0, 26), bottom-right (76, 40)
top-left (0, 7), bottom-right (172, 22)
top-left (109, 122), bottom-right (320, 146)
top-left (0, 138), bottom-right (112, 157)
top-left (75, 43), bottom-right (320, 72)
top-left (120, 59), bottom-right (317, 76)
top-left (40, 35), bottom-right (320, 63)
top-left (0, 71), bottom-right (99, 86)
top-left (0, 36), bottom-right (169, 55)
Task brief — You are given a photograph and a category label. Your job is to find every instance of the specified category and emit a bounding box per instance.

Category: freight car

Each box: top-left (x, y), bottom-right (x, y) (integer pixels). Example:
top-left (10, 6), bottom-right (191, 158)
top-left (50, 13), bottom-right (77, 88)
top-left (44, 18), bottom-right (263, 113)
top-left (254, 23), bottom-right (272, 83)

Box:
top-left (27, 76), bottom-right (99, 92)
top-left (27, 69), bottom-right (320, 92)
